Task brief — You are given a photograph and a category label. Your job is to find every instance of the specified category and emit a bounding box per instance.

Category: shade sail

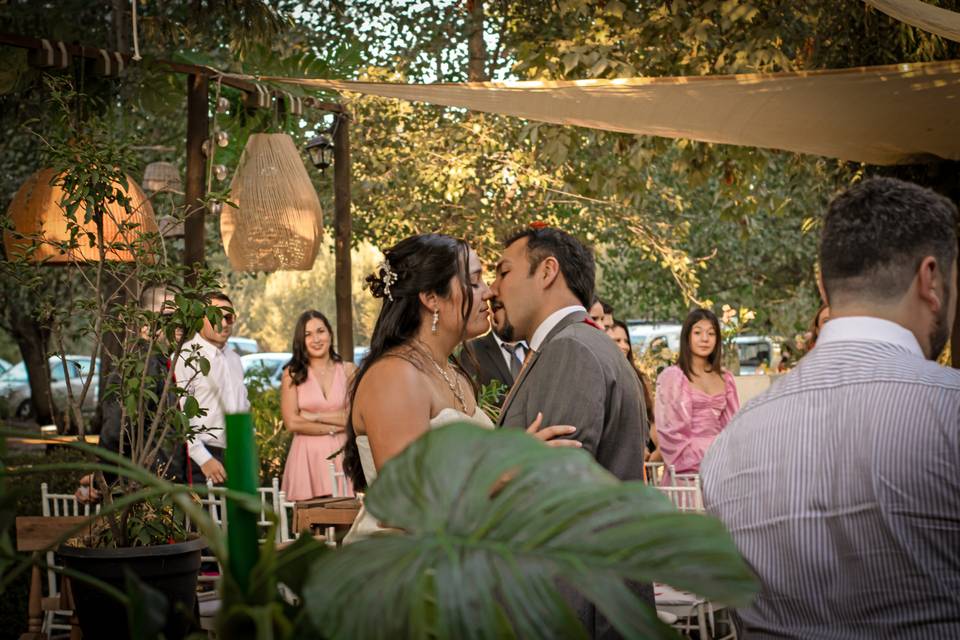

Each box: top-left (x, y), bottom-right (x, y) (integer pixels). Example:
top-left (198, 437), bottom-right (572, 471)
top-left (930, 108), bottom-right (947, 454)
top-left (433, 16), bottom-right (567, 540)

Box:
top-left (258, 59), bottom-right (960, 165)
top-left (864, 0), bottom-right (960, 44)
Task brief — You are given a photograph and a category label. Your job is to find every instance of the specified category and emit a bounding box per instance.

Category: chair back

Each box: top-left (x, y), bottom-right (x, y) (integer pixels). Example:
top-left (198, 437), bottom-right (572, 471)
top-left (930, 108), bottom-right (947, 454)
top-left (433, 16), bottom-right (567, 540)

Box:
top-left (657, 484), bottom-right (704, 513)
top-left (328, 462), bottom-right (349, 498)
top-left (277, 490), bottom-right (297, 543)
top-left (643, 461), bottom-right (666, 485)
top-left (256, 477), bottom-right (281, 543)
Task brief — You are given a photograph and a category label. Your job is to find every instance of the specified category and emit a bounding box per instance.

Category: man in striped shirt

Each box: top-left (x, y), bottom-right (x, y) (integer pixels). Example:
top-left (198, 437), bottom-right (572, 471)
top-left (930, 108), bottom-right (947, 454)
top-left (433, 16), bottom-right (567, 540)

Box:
top-left (702, 177), bottom-right (960, 638)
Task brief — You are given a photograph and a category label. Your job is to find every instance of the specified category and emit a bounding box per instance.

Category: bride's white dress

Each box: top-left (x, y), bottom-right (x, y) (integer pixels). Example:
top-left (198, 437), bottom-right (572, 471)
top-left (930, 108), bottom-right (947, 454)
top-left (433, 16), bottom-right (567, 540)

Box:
top-left (343, 406), bottom-right (494, 543)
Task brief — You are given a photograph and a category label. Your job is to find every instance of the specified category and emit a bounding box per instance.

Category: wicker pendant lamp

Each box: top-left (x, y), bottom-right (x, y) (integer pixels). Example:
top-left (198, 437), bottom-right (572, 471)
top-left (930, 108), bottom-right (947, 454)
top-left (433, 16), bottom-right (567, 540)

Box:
top-left (221, 133), bottom-right (322, 271)
top-left (3, 168), bottom-right (159, 263)
top-left (142, 161), bottom-right (183, 194)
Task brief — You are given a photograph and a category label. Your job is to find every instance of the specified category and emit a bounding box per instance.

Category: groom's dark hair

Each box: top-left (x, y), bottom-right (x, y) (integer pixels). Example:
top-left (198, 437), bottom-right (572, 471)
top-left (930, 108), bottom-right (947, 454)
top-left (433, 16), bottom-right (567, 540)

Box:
top-left (505, 227), bottom-right (595, 308)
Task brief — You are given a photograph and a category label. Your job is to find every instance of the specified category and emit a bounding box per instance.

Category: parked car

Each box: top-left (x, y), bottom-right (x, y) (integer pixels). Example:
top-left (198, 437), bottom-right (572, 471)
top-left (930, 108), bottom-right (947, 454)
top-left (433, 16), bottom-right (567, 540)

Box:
top-left (242, 352), bottom-right (291, 380)
top-left (227, 336), bottom-right (259, 356)
top-left (262, 346), bottom-right (370, 389)
top-left (733, 335), bottom-right (781, 374)
top-left (627, 322), bottom-right (683, 355)
top-left (0, 355), bottom-right (99, 419)
top-left (0, 358), bottom-right (11, 375)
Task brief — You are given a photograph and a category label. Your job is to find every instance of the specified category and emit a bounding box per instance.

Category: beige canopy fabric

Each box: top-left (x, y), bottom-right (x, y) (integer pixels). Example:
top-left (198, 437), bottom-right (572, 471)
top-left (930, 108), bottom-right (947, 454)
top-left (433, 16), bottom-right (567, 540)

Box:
top-left (864, 0), bottom-right (960, 43)
top-left (259, 59), bottom-right (960, 165)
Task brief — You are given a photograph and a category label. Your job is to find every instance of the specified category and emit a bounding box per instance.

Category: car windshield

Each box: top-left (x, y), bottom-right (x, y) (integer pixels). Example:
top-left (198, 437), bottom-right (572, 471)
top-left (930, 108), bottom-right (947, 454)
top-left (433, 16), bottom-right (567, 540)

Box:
top-left (0, 362), bottom-right (28, 383)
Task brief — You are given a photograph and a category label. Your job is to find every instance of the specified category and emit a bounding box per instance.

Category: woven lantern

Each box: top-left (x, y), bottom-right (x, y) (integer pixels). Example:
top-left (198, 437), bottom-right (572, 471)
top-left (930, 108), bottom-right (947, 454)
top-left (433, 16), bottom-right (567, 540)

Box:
top-left (221, 133), bottom-right (322, 271)
top-left (142, 161), bottom-right (183, 194)
top-left (3, 168), bottom-right (159, 264)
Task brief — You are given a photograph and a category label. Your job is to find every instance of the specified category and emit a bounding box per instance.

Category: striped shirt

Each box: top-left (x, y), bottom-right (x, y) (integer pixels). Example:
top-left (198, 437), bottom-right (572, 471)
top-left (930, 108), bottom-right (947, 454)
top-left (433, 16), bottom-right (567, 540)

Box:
top-left (702, 317), bottom-right (960, 639)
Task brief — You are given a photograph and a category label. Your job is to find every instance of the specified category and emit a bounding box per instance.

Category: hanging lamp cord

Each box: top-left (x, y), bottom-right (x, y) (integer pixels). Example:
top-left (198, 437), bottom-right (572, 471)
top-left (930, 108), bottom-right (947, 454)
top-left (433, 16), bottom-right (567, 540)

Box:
top-left (130, 0), bottom-right (142, 61)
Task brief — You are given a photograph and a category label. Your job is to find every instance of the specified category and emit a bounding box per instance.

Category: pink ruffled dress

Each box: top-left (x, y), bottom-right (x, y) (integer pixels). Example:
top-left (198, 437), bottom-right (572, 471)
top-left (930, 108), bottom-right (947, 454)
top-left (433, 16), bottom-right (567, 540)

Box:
top-left (654, 365), bottom-right (740, 476)
top-left (281, 363), bottom-right (353, 500)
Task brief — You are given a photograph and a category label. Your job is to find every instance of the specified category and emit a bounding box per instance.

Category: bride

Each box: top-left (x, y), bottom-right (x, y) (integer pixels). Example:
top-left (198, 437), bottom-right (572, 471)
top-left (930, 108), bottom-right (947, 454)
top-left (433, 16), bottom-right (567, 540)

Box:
top-left (343, 233), bottom-right (579, 541)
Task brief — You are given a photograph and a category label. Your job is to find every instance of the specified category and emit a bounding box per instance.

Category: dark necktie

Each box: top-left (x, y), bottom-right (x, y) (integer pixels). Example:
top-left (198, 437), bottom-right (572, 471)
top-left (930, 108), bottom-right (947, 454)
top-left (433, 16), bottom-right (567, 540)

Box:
top-left (501, 342), bottom-right (524, 379)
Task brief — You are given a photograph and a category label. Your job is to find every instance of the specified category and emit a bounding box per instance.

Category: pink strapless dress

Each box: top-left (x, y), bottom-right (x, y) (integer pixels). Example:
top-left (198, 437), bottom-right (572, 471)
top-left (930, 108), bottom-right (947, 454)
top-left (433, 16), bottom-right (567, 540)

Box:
top-left (281, 363), bottom-right (354, 500)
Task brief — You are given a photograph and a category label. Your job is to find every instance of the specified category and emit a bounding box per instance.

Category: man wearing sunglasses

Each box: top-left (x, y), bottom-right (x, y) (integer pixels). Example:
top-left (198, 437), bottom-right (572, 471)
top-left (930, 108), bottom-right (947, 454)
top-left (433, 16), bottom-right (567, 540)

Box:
top-left (175, 292), bottom-right (249, 485)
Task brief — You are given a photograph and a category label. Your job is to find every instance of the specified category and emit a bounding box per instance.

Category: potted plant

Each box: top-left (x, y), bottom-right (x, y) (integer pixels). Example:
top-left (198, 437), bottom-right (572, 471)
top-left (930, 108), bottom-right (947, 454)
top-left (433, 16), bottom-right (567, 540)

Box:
top-left (1, 78), bottom-right (229, 639)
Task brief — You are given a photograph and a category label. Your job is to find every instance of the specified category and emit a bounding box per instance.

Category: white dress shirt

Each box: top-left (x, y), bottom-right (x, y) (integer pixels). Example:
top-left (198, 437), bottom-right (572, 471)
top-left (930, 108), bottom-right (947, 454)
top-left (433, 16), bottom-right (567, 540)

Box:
top-left (491, 332), bottom-right (527, 372)
top-left (529, 305), bottom-right (587, 351)
top-left (816, 315), bottom-right (924, 358)
top-left (175, 334), bottom-right (250, 466)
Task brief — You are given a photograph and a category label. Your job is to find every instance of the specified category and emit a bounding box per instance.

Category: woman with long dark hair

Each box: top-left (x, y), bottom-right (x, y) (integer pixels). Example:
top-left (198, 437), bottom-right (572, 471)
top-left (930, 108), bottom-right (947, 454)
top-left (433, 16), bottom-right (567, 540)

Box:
top-left (654, 308), bottom-right (739, 476)
top-left (343, 233), bottom-right (576, 541)
top-left (280, 310), bottom-right (357, 500)
top-left (610, 319), bottom-right (660, 461)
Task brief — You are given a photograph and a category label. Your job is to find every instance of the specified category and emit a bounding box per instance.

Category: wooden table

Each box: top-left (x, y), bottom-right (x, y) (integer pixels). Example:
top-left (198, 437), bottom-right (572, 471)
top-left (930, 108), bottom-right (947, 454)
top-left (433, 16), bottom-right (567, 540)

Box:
top-left (293, 497), bottom-right (360, 535)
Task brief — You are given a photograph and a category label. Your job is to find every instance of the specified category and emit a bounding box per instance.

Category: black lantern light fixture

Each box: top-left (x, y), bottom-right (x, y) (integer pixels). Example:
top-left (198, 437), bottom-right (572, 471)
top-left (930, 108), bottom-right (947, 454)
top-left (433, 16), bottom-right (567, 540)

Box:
top-left (305, 130), bottom-right (334, 175)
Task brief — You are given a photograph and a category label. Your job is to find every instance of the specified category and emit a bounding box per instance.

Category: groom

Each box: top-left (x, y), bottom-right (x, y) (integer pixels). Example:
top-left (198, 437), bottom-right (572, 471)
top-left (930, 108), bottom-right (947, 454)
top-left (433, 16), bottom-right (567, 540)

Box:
top-left (490, 225), bottom-right (652, 638)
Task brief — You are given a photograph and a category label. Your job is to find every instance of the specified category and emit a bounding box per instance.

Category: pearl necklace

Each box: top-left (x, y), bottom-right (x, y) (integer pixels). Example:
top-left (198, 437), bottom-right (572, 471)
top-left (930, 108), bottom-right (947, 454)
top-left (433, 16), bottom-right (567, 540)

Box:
top-left (418, 342), bottom-right (466, 412)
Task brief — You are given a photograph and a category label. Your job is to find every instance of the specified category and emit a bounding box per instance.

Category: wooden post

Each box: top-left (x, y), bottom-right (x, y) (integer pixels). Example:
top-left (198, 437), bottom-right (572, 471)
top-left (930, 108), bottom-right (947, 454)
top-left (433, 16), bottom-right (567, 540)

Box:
top-left (333, 113), bottom-right (354, 362)
top-left (184, 73), bottom-right (208, 277)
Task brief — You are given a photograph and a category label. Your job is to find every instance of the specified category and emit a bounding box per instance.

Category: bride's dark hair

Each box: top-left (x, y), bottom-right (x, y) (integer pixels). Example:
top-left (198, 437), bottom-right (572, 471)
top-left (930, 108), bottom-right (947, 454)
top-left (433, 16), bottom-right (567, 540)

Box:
top-left (344, 233), bottom-right (477, 489)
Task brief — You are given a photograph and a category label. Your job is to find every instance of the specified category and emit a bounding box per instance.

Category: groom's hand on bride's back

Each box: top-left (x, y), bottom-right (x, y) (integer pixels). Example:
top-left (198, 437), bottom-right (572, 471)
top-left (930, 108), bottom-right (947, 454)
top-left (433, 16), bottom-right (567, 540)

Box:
top-left (525, 411), bottom-right (582, 448)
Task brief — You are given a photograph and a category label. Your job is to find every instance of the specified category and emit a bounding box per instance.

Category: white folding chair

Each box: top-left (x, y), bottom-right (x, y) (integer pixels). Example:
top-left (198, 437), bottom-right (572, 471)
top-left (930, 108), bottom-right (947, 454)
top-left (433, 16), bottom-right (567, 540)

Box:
top-left (40, 482), bottom-right (98, 634)
top-left (257, 477), bottom-right (281, 543)
top-left (195, 480), bottom-right (227, 584)
top-left (643, 461), bottom-right (666, 485)
top-left (655, 481), bottom-right (736, 639)
top-left (277, 490), bottom-right (298, 543)
top-left (657, 483), bottom-right (704, 513)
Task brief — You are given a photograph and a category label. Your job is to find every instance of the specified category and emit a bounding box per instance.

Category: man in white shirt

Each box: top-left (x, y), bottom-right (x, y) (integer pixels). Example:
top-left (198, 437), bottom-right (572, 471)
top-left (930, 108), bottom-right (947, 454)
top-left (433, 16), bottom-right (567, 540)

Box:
top-left (702, 177), bottom-right (960, 638)
top-left (461, 297), bottom-right (527, 406)
top-left (174, 292), bottom-right (249, 484)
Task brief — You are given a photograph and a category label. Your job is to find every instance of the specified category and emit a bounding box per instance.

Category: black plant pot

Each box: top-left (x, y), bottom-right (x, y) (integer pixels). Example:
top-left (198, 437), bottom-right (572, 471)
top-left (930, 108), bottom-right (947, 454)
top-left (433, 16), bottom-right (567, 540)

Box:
top-left (58, 536), bottom-right (206, 640)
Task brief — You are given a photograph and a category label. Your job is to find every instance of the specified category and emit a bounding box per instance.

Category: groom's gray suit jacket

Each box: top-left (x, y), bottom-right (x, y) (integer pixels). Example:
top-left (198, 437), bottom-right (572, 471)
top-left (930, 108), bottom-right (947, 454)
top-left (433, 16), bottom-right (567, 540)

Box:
top-left (497, 309), bottom-right (652, 639)
top-left (497, 310), bottom-right (648, 481)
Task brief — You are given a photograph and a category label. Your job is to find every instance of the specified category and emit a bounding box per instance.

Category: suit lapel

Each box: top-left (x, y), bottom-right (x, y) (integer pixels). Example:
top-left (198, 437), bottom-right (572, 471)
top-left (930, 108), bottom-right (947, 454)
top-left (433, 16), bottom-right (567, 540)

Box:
top-left (497, 348), bottom-right (540, 425)
top-left (483, 333), bottom-right (513, 385)
top-left (497, 310), bottom-right (589, 426)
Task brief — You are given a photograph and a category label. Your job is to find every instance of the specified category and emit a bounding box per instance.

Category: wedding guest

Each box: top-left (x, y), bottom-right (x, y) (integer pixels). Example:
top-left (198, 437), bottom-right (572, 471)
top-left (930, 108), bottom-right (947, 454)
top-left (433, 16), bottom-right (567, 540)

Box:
top-left (655, 308), bottom-right (739, 476)
top-left (703, 177), bottom-right (960, 637)
top-left (76, 286), bottom-right (186, 502)
top-left (280, 310), bottom-right (356, 500)
top-left (804, 302), bottom-right (831, 351)
top-left (588, 296), bottom-right (615, 333)
top-left (175, 292), bottom-right (249, 485)
top-left (611, 319), bottom-right (659, 462)
top-left (461, 297), bottom-right (527, 407)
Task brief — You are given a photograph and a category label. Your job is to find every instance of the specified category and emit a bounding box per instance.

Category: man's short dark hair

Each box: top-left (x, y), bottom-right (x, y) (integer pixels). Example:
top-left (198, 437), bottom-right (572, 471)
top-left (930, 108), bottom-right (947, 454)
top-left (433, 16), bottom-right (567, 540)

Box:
top-left (820, 177), bottom-right (958, 303)
top-left (505, 227), bottom-right (595, 308)
top-left (209, 291), bottom-right (233, 305)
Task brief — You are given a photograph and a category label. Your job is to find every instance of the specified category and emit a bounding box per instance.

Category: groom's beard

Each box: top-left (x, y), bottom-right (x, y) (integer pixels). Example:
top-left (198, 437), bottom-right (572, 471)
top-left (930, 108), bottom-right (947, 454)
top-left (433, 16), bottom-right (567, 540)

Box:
top-left (494, 321), bottom-right (515, 343)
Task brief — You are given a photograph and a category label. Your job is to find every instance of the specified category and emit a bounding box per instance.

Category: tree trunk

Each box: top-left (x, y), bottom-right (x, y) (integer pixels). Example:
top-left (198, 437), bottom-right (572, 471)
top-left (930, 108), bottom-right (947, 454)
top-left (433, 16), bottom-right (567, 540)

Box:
top-left (467, 0), bottom-right (487, 82)
top-left (9, 305), bottom-right (53, 425)
top-left (112, 0), bottom-right (129, 54)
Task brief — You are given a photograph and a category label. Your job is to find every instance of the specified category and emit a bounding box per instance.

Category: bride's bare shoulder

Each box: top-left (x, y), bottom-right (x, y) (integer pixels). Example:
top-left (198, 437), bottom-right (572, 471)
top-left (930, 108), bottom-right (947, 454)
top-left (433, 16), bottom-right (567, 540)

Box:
top-left (356, 349), bottom-right (428, 395)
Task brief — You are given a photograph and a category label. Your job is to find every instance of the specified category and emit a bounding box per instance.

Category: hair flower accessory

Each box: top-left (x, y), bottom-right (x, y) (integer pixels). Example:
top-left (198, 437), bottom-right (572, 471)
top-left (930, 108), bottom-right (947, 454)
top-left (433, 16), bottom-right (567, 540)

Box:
top-left (529, 220), bottom-right (548, 230)
top-left (378, 259), bottom-right (398, 301)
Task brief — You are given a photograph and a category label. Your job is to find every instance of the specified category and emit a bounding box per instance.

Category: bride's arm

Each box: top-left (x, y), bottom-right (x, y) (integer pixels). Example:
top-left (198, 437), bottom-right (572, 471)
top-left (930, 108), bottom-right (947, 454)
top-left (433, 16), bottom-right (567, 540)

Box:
top-left (356, 358), bottom-right (434, 471)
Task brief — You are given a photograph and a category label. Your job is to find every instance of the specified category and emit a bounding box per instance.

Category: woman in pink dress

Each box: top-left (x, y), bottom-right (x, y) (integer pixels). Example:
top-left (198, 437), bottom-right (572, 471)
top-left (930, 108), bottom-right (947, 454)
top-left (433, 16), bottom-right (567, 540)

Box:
top-left (655, 308), bottom-right (739, 476)
top-left (280, 310), bottom-right (357, 500)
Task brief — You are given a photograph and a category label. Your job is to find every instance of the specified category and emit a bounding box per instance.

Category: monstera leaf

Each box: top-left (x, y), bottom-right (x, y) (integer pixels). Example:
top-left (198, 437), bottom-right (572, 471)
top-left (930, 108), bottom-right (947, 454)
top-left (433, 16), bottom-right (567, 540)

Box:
top-left (301, 423), bottom-right (756, 639)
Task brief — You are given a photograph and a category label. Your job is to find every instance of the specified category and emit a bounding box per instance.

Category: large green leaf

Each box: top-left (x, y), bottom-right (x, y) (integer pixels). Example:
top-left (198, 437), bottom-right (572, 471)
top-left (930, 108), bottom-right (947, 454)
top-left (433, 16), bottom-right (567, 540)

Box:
top-left (302, 423), bottom-right (756, 639)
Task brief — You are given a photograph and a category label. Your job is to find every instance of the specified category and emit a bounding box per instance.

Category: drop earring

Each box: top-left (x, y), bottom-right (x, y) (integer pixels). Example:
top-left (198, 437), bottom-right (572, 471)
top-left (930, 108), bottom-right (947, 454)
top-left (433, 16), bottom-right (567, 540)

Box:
top-left (431, 309), bottom-right (440, 334)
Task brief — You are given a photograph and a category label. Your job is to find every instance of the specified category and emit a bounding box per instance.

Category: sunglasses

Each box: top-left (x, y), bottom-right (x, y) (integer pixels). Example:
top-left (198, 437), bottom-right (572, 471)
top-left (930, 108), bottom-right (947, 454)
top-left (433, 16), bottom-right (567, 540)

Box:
top-left (222, 312), bottom-right (236, 325)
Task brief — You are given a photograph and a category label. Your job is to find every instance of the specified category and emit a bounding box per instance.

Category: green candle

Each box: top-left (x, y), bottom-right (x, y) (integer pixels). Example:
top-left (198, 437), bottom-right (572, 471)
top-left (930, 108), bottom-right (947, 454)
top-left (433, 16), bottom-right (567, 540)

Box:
top-left (225, 412), bottom-right (259, 592)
